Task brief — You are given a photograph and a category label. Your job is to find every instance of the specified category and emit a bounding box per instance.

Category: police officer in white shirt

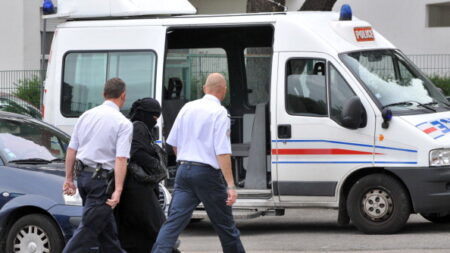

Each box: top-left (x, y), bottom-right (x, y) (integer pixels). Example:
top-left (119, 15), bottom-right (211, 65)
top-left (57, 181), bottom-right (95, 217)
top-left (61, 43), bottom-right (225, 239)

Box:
top-left (152, 73), bottom-right (245, 253)
top-left (62, 78), bottom-right (132, 253)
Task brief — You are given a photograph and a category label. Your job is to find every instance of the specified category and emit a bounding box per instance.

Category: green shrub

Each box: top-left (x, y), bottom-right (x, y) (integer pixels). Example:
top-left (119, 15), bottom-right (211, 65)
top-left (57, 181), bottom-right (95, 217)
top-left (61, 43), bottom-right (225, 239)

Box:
top-left (429, 76), bottom-right (450, 96)
top-left (13, 76), bottom-right (42, 108)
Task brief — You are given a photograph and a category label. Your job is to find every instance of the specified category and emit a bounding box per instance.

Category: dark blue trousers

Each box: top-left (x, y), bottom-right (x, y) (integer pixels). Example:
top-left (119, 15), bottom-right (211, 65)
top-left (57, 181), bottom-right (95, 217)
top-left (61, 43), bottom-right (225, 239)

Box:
top-left (62, 171), bottom-right (126, 253)
top-left (152, 164), bottom-right (245, 253)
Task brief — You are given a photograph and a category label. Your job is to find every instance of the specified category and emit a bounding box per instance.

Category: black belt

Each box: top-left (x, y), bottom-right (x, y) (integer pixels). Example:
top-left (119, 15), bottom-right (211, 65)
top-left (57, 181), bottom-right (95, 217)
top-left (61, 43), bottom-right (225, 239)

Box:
top-left (75, 160), bottom-right (111, 179)
top-left (178, 161), bottom-right (213, 168)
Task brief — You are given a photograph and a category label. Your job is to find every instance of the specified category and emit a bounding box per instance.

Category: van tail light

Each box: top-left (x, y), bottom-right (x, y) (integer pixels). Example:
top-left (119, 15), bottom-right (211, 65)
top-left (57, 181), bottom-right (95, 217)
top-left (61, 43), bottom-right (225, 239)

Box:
top-left (41, 104), bottom-right (45, 119)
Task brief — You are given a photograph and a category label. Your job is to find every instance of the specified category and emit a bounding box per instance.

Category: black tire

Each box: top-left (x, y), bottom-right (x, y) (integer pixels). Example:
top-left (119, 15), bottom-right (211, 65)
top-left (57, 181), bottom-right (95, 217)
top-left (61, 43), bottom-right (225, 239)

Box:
top-left (6, 214), bottom-right (64, 253)
top-left (421, 212), bottom-right (450, 224)
top-left (347, 174), bottom-right (411, 234)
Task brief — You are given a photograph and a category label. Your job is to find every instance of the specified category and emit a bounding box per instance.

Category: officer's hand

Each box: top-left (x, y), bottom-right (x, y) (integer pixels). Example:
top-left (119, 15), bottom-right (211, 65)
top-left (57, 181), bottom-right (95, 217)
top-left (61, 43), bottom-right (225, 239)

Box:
top-left (226, 188), bottom-right (238, 206)
top-left (63, 180), bottom-right (76, 196)
top-left (106, 190), bottom-right (121, 208)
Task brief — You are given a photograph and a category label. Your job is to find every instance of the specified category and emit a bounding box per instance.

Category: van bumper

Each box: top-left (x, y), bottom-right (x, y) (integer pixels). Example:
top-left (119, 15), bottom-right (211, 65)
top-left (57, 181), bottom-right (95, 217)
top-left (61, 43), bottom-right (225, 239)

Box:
top-left (387, 166), bottom-right (450, 213)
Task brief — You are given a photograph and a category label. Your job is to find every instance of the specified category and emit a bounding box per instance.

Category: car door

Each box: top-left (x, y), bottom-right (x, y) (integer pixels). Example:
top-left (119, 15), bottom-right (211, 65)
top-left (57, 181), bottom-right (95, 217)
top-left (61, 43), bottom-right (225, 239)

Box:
top-left (274, 52), bottom-right (376, 203)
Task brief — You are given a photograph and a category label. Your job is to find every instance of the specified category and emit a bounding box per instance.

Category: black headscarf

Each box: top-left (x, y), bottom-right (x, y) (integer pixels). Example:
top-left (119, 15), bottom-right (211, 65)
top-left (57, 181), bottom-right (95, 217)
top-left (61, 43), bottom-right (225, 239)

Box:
top-left (128, 98), bottom-right (161, 130)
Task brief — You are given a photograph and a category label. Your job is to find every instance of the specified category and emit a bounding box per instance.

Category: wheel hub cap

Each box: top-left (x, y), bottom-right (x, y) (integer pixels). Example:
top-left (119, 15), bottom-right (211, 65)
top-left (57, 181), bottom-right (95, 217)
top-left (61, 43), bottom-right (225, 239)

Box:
top-left (362, 188), bottom-right (393, 221)
top-left (13, 225), bottom-right (50, 253)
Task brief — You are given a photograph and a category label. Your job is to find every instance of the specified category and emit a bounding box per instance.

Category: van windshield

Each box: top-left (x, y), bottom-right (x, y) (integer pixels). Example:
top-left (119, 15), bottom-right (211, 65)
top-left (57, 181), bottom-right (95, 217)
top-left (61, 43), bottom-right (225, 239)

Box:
top-left (340, 50), bottom-right (449, 113)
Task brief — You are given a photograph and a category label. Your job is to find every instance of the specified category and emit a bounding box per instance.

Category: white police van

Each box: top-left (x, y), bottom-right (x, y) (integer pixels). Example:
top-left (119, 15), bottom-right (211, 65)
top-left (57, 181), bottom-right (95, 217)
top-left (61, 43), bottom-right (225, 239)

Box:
top-left (43, 0), bottom-right (450, 234)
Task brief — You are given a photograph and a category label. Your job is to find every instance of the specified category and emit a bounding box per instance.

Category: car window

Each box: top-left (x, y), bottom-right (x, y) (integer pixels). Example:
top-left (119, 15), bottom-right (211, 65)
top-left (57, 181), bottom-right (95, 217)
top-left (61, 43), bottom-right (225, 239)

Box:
top-left (0, 119), bottom-right (68, 162)
top-left (329, 64), bottom-right (356, 125)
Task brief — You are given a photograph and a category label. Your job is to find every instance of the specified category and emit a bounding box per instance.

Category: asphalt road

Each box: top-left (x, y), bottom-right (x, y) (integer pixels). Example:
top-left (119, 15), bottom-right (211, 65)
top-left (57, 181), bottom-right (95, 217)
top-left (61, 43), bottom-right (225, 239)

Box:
top-left (178, 208), bottom-right (450, 253)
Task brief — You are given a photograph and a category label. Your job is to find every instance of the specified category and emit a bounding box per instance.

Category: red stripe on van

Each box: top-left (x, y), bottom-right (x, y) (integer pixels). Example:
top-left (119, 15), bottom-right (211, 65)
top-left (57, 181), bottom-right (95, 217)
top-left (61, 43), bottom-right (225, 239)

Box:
top-left (423, 127), bottom-right (437, 134)
top-left (272, 149), bottom-right (383, 155)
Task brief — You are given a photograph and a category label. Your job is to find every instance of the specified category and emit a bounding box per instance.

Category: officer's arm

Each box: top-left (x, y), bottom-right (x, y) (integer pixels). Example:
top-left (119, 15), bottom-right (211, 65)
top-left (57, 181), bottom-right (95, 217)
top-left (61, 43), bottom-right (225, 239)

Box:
top-left (65, 148), bottom-right (77, 181)
top-left (63, 148), bottom-right (77, 195)
top-left (113, 157), bottom-right (127, 194)
top-left (172, 146), bottom-right (177, 155)
top-left (217, 154), bottom-right (234, 188)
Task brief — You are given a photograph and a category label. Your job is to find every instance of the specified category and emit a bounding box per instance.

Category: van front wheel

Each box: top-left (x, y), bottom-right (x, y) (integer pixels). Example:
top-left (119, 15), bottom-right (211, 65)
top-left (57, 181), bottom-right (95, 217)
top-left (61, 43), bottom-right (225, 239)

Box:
top-left (347, 174), bottom-right (411, 234)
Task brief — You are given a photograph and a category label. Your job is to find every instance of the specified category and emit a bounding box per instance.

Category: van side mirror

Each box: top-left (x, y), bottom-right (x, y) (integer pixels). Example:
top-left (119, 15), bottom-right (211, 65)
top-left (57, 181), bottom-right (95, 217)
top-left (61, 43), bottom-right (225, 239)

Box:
top-left (341, 96), bottom-right (367, 129)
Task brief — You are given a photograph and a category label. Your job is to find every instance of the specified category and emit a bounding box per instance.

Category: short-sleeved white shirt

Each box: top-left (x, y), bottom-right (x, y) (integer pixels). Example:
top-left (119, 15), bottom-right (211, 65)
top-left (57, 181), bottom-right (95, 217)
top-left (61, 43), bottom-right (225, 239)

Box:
top-left (68, 100), bottom-right (133, 170)
top-left (167, 94), bottom-right (231, 169)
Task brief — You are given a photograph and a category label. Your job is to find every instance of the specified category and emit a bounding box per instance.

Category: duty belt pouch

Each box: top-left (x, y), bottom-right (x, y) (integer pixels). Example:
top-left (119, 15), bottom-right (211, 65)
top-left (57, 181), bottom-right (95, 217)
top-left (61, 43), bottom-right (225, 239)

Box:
top-left (74, 160), bottom-right (84, 178)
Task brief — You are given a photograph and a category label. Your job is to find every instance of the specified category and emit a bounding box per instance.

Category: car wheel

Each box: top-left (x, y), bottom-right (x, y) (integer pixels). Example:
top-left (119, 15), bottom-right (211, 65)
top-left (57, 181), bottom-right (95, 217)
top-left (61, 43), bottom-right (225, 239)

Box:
top-left (421, 212), bottom-right (450, 224)
top-left (6, 214), bottom-right (64, 253)
top-left (347, 174), bottom-right (411, 234)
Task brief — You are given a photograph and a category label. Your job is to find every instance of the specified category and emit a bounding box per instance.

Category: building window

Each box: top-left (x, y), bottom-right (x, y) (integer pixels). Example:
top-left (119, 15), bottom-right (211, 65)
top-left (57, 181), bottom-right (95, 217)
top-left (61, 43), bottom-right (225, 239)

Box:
top-left (427, 2), bottom-right (450, 27)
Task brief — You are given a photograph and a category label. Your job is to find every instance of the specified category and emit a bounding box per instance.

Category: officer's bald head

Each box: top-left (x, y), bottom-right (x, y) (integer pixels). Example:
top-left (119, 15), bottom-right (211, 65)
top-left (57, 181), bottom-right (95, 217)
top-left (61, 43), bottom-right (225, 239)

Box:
top-left (203, 73), bottom-right (227, 101)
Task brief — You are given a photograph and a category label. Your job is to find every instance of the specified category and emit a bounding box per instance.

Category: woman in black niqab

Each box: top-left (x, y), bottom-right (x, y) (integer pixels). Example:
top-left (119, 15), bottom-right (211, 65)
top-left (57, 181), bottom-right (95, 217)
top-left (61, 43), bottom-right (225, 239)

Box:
top-left (114, 98), bottom-right (175, 253)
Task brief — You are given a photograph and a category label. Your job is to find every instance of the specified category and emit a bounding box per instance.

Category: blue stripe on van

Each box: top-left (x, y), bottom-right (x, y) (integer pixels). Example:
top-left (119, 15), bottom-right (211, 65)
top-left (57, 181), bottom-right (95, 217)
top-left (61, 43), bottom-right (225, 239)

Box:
top-left (434, 135), bottom-right (445, 140)
top-left (271, 139), bottom-right (417, 153)
top-left (273, 161), bottom-right (417, 165)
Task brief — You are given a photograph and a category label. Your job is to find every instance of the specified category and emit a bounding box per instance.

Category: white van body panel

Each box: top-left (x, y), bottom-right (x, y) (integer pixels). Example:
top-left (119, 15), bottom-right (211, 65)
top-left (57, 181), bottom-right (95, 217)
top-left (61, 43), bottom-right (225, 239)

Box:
top-left (54, 0), bottom-right (196, 18)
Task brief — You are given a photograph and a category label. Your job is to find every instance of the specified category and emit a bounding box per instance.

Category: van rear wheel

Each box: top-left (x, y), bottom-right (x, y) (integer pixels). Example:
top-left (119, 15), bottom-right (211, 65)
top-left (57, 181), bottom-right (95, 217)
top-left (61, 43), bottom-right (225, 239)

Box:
top-left (347, 174), bottom-right (411, 234)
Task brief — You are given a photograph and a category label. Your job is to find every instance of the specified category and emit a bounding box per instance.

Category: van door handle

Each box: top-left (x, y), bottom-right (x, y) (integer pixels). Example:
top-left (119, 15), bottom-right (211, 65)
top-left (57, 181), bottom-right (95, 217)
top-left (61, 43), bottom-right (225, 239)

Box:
top-left (278, 124), bottom-right (291, 139)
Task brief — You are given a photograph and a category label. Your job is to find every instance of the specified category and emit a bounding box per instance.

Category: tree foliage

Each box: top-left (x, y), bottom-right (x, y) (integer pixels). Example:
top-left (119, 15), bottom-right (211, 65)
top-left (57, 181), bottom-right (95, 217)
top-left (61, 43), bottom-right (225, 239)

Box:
top-left (13, 76), bottom-right (42, 108)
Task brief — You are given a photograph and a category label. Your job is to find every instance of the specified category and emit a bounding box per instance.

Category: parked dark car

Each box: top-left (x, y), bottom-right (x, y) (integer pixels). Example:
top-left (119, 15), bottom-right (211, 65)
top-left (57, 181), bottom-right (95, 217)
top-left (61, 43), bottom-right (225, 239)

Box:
top-left (0, 111), bottom-right (170, 252)
top-left (0, 111), bottom-right (79, 252)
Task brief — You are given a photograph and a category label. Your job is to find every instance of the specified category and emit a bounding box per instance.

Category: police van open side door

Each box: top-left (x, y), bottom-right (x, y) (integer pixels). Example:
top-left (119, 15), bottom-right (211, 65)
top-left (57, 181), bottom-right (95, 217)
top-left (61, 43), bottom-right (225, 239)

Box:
top-left (274, 52), bottom-right (376, 203)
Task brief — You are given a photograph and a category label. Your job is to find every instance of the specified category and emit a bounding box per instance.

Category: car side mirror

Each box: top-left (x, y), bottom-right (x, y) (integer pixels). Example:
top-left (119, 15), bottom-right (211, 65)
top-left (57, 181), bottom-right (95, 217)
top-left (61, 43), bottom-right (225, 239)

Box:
top-left (341, 96), bottom-right (367, 129)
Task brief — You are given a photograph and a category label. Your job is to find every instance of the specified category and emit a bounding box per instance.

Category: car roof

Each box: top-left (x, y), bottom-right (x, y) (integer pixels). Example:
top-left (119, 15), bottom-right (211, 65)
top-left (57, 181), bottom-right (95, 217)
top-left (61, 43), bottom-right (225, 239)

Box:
top-left (0, 110), bottom-right (32, 120)
top-left (0, 111), bottom-right (70, 138)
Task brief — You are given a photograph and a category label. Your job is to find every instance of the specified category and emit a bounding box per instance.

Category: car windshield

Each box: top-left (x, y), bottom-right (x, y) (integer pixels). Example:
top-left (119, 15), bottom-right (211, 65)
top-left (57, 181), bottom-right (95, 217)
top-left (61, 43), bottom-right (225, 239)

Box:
top-left (340, 49), bottom-right (449, 113)
top-left (0, 118), bottom-right (68, 163)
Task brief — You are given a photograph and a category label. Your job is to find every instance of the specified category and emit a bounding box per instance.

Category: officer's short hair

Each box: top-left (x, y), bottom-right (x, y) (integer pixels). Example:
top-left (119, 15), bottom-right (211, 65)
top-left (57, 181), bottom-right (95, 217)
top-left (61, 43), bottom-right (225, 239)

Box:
top-left (104, 78), bottom-right (126, 99)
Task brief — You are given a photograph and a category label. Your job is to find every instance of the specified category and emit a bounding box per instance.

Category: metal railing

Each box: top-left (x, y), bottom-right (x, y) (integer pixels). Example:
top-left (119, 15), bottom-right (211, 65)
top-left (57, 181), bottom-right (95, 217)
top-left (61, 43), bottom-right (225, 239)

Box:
top-left (0, 70), bottom-right (43, 114)
top-left (408, 54), bottom-right (450, 77)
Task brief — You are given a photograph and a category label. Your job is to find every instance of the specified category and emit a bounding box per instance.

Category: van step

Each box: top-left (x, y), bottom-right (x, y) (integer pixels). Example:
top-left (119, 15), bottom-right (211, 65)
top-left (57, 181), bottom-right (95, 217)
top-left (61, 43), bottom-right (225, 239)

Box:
top-left (192, 209), bottom-right (264, 219)
top-left (237, 189), bottom-right (272, 199)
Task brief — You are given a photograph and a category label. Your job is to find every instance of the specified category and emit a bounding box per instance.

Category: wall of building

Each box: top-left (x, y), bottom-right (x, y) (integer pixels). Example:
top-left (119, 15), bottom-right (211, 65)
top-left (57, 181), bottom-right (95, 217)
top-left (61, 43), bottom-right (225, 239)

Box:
top-left (329, 0), bottom-right (450, 55)
top-left (0, 1), bottom-right (24, 70)
top-left (0, 0), bottom-right (41, 71)
top-left (23, 0), bottom-right (42, 70)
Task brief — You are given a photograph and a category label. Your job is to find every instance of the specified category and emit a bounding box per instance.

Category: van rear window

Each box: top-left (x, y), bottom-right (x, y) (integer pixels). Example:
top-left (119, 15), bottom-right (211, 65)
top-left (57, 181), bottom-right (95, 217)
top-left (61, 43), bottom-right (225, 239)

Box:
top-left (62, 51), bottom-right (156, 117)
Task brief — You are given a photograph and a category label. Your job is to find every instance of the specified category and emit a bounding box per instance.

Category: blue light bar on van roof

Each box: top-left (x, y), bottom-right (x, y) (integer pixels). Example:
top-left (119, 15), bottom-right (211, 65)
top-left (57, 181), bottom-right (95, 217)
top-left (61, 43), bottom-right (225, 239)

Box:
top-left (339, 4), bottom-right (352, 21)
top-left (42, 0), bottom-right (56, 15)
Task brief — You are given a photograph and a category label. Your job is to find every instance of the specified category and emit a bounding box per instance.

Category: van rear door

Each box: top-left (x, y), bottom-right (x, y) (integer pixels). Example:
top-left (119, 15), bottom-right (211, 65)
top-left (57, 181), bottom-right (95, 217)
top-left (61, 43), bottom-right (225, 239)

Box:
top-left (46, 24), bottom-right (166, 134)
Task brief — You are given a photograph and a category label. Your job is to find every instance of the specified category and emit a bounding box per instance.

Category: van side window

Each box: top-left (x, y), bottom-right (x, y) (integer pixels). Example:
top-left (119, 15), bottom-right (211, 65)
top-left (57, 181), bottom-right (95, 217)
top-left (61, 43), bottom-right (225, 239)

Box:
top-left (244, 47), bottom-right (272, 106)
top-left (329, 64), bottom-right (356, 125)
top-left (286, 59), bottom-right (327, 116)
top-left (62, 51), bottom-right (156, 117)
top-left (164, 48), bottom-right (229, 104)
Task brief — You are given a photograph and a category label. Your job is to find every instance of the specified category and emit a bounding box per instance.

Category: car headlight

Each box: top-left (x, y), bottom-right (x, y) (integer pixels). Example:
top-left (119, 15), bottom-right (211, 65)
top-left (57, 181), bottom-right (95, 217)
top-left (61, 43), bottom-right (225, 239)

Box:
top-left (430, 149), bottom-right (450, 166)
top-left (63, 189), bottom-right (83, 206)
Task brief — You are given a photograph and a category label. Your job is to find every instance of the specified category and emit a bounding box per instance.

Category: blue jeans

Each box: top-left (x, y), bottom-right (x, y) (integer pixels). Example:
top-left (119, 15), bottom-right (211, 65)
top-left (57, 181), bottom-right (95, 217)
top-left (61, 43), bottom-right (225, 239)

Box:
top-left (152, 164), bottom-right (245, 253)
top-left (62, 171), bottom-right (126, 253)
